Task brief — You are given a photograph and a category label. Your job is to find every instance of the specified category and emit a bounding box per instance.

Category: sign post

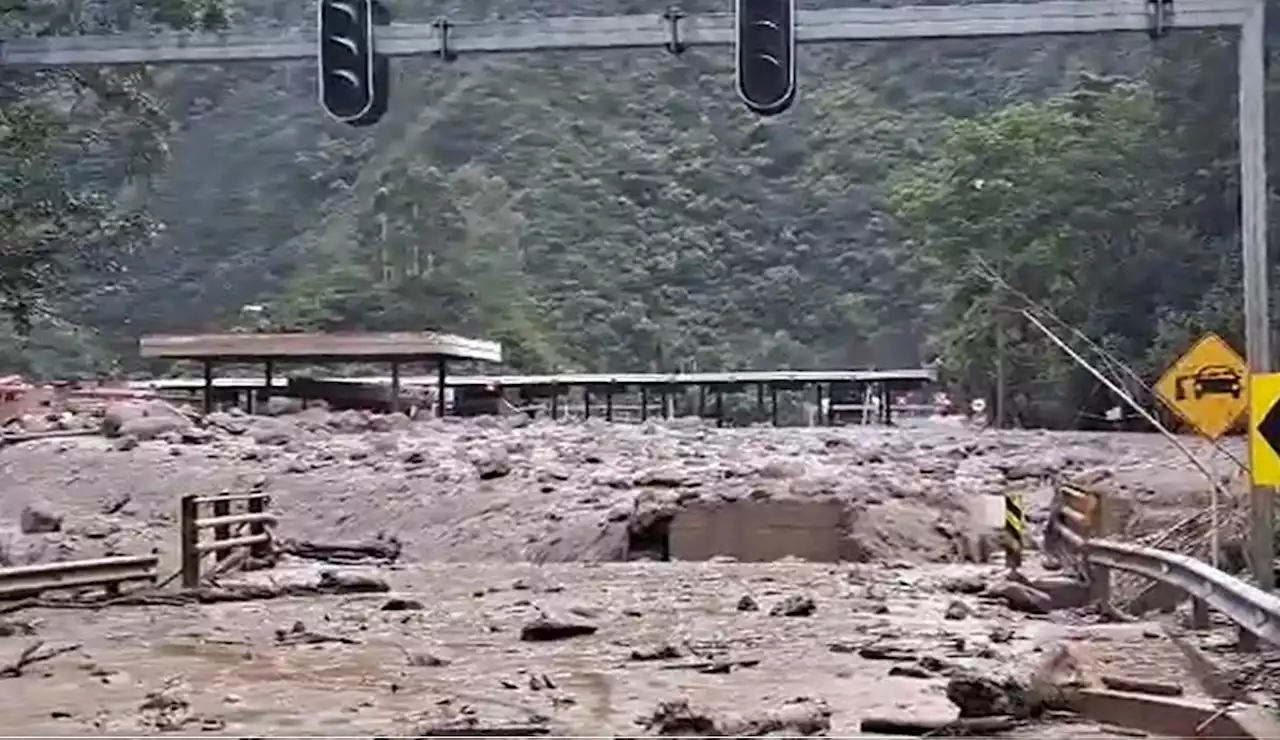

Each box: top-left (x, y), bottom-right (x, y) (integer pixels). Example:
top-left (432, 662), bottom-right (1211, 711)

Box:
top-left (1003, 491), bottom-right (1026, 574)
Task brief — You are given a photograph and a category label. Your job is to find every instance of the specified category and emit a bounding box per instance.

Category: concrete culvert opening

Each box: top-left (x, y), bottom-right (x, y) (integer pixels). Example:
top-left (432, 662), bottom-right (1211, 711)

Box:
top-left (627, 514), bottom-right (672, 561)
top-left (667, 499), bottom-right (845, 562)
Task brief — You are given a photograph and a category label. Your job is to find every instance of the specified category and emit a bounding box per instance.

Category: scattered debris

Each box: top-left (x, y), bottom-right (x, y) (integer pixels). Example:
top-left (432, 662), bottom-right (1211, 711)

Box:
top-left (1099, 675), bottom-right (1184, 697)
top-left (279, 537), bottom-right (402, 565)
top-left (637, 698), bottom-right (719, 736)
top-left (273, 620), bottom-right (361, 646)
top-left (630, 643), bottom-right (683, 661)
top-left (380, 597), bottom-right (425, 611)
top-left (889, 664), bottom-right (935, 679)
top-left (984, 581), bottom-right (1053, 614)
top-left (638, 696), bottom-right (831, 736)
top-left (769, 594), bottom-right (816, 617)
top-left (944, 599), bottom-right (972, 620)
top-left (520, 617), bottom-right (598, 642)
top-left (942, 576), bottom-right (987, 595)
top-left (314, 570), bottom-right (391, 594)
top-left (860, 715), bottom-right (1022, 736)
top-left (137, 684), bottom-right (225, 732)
top-left (0, 640), bottom-right (81, 678)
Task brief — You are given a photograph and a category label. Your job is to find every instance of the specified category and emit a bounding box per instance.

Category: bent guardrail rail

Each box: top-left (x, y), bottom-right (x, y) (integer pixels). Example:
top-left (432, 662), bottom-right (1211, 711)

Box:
top-left (1046, 486), bottom-right (1280, 647)
top-left (1085, 538), bottom-right (1280, 645)
top-left (0, 554), bottom-right (159, 600)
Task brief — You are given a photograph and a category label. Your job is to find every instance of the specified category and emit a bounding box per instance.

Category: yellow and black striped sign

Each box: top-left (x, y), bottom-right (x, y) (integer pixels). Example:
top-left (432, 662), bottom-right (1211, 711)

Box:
top-left (1004, 491), bottom-right (1026, 548)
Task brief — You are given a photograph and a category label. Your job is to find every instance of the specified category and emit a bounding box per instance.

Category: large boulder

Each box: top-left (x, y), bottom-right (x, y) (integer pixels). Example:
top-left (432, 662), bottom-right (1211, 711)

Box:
top-left (119, 415), bottom-right (188, 441)
top-left (103, 400), bottom-right (192, 438)
top-left (19, 502), bottom-right (63, 534)
top-left (101, 402), bottom-right (147, 437)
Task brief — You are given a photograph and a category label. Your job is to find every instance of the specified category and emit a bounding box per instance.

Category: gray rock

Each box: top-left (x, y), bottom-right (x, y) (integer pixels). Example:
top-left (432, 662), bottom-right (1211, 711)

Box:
top-left (989, 581), bottom-right (1054, 614)
top-left (119, 415), bottom-right (187, 441)
top-left (19, 502), bottom-right (62, 534)
top-left (944, 599), bottom-right (972, 620)
top-left (251, 419), bottom-right (294, 446)
top-left (265, 396), bottom-right (304, 416)
top-left (770, 594), bottom-right (816, 617)
top-left (472, 447), bottom-right (512, 480)
top-left (101, 402), bottom-right (147, 437)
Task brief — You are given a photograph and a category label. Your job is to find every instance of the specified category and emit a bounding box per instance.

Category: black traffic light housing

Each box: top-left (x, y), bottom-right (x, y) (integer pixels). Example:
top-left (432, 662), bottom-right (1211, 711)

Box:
top-left (735, 0), bottom-right (797, 116)
top-left (317, 0), bottom-right (390, 126)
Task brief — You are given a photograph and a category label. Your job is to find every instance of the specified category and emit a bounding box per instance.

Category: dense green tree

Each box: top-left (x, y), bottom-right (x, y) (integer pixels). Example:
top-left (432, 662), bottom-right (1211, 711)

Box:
top-left (0, 0), bottom-right (225, 332)
top-left (0, 0), bottom-right (1271, 434)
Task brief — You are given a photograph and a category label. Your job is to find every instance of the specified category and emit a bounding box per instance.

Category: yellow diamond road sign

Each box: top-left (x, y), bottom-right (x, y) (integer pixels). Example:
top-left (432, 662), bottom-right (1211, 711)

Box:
top-left (1249, 372), bottom-right (1280, 486)
top-left (1154, 332), bottom-right (1247, 440)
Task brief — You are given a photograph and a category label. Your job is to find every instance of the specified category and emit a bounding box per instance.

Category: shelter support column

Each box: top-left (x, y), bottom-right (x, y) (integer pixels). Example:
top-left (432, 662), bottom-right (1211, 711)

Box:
top-left (756, 384), bottom-right (765, 421)
top-left (714, 389), bottom-right (724, 428)
top-left (770, 384), bottom-right (779, 426)
top-left (262, 360), bottom-right (274, 404)
top-left (698, 386), bottom-right (707, 417)
top-left (202, 361), bottom-right (214, 414)
top-left (640, 387), bottom-right (648, 422)
top-left (814, 383), bottom-right (824, 427)
top-left (584, 388), bottom-right (592, 420)
top-left (389, 360), bottom-right (401, 414)
top-left (436, 358), bottom-right (447, 418)
top-left (605, 388), bottom-right (614, 421)
top-left (881, 383), bottom-right (893, 426)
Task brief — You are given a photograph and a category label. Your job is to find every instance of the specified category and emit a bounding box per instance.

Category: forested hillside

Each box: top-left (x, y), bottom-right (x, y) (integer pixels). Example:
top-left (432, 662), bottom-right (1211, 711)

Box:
top-left (0, 0), bottom-right (1275, 427)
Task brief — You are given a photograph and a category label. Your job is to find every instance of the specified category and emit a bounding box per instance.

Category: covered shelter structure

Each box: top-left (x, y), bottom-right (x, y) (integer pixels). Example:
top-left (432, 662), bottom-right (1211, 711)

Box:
top-left (133, 363), bottom-right (935, 426)
top-left (447, 368), bottom-right (935, 426)
top-left (138, 331), bottom-right (503, 415)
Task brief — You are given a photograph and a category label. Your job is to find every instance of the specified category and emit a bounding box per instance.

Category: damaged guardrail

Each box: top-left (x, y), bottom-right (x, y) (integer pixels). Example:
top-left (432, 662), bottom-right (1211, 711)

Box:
top-left (0, 554), bottom-right (159, 600)
top-left (1046, 484), bottom-right (1280, 647)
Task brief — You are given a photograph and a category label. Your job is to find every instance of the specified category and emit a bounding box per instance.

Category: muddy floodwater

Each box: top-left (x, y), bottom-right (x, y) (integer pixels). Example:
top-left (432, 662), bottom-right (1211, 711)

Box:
top-left (0, 408), bottom-right (1251, 736)
top-left (0, 562), bottom-right (1198, 736)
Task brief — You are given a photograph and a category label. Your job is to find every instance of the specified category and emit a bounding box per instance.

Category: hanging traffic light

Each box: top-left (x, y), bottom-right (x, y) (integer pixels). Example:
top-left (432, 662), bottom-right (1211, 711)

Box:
top-left (735, 0), bottom-right (797, 116)
top-left (317, 0), bottom-right (389, 126)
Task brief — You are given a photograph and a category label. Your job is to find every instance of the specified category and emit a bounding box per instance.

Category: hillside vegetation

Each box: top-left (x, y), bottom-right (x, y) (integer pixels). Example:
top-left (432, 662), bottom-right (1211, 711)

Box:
top-left (0, 0), bottom-right (1275, 427)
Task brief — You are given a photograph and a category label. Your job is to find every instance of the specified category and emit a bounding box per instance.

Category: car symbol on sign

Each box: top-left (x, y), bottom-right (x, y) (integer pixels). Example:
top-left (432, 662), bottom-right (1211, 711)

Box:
top-left (1191, 365), bottom-right (1243, 400)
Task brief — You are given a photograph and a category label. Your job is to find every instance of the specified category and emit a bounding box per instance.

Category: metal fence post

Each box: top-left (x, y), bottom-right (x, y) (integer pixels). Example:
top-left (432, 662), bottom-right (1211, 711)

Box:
top-left (247, 495), bottom-right (271, 558)
top-left (179, 494), bottom-right (201, 589)
top-left (212, 498), bottom-right (231, 562)
top-left (1087, 492), bottom-right (1113, 603)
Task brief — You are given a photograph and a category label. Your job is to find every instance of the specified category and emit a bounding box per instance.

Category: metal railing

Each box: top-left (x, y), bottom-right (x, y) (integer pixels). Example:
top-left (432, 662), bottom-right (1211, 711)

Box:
top-left (179, 492), bottom-right (275, 589)
top-left (0, 554), bottom-right (159, 600)
top-left (1045, 484), bottom-right (1280, 647)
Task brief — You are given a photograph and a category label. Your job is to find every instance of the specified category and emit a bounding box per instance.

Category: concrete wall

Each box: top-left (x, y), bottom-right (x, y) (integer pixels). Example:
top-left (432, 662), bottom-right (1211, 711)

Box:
top-left (668, 499), bottom-right (846, 562)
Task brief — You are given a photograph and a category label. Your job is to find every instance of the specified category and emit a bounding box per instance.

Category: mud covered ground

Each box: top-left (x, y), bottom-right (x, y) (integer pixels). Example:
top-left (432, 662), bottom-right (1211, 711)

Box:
top-left (0, 404), bottom-right (1251, 736)
top-left (0, 561), bottom-right (1189, 736)
top-left (0, 403), bottom-right (1247, 569)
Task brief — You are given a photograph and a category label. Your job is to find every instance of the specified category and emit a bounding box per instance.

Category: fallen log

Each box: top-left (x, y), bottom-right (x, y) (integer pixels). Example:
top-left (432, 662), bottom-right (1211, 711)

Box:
top-left (414, 727), bottom-right (551, 737)
top-left (1099, 674), bottom-right (1184, 697)
top-left (0, 429), bottom-right (99, 447)
top-left (279, 538), bottom-right (402, 564)
top-left (859, 715), bottom-right (1022, 736)
top-left (0, 640), bottom-right (81, 678)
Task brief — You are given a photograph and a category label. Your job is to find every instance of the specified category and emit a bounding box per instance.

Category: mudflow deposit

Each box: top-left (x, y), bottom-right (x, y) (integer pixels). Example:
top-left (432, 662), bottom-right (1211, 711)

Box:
top-left (0, 399), bottom-right (1245, 735)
